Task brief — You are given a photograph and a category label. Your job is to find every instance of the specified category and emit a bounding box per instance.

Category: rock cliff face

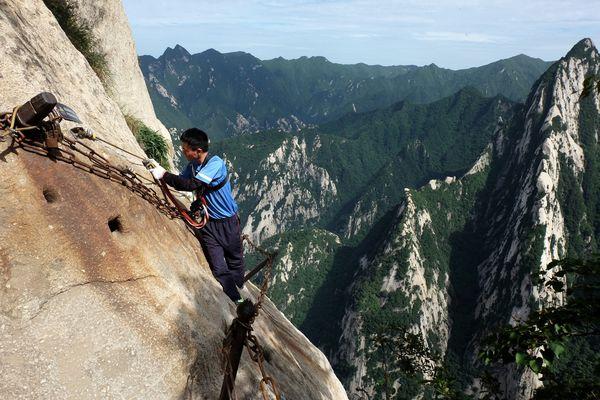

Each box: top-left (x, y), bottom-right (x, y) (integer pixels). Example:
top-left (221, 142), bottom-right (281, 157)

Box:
top-left (70, 0), bottom-right (175, 166)
top-left (253, 228), bottom-right (343, 327)
top-left (466, 38), bottom-right (600, 398)
top-left (222, 39), bottom-right (599, 399)
top-left (332, 39), bottom-right (600, 398)
top-left (234, 135), bottom-right (338, 243)
top-left (0, 1), bottom-right (347, 399)
top-left (334, 153), bottom-right (491, 397)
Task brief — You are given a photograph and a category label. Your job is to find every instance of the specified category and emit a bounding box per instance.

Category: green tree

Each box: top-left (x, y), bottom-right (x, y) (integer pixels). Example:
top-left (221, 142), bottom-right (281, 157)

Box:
top-left (358, 320), bottom-right (437, 400)
top-left (479, 257), bottom-right (600, 399)
top-left (356, 319), bottom-right (502, 400)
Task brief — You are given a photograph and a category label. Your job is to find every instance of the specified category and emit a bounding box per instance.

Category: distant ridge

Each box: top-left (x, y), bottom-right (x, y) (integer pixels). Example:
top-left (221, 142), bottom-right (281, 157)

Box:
top-left (139, 44), bottom-right (552, 140)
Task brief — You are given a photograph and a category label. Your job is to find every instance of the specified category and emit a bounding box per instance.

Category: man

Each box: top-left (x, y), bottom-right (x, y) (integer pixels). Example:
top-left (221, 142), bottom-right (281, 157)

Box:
top-left (148, 128), bottom-right (245, 303)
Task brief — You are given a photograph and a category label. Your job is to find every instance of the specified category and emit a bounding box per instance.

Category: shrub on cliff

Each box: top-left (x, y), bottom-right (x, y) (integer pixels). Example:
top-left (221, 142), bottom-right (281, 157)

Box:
top-left (43, 0), bottom-right (110, 86)
top-left (124, 113), bottom-right (170, 170)
top-left (480, 257), bottom-right (600, 399)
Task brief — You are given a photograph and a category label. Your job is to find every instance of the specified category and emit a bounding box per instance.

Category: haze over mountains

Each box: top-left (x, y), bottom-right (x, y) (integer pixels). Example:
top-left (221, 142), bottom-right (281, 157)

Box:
top-left (139, 45), bottom-right (551, 141)
top-left (2, 0), bottom-right (597, 398)
top-left (230, 39), bottom-right (600, 399)
top-left (140, 39), bottom-right (599, 399)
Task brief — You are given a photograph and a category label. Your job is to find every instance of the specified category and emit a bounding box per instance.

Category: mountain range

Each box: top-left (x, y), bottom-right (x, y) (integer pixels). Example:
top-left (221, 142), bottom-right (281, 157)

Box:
top-left (212, 39), bottom-right (599, 399)
top-left (139, 46), bottom-right (550, 141)
top-left (140, 39), bottom-right (599, 399)
top-left (218, 86), bottom-right (515, 244)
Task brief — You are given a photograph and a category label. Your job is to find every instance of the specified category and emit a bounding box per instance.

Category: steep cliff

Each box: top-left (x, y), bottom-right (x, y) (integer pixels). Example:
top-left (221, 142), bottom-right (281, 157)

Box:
top-left (250, 228), bottom-right (343, 327)
top-left (70, 0), bottom-right (175, 164)
top-left (232, 135), bottom-right (338, 244)
top-left (223, 39), bottom-right (600, 399)
top-left (0, 1), bottom-right (347, 398)
top-left (334, 151), bottom-right (492, 397)
top-left (330, 39), bottom-right (600, 398)
top-left (464, 38), bottom-right (600, 398)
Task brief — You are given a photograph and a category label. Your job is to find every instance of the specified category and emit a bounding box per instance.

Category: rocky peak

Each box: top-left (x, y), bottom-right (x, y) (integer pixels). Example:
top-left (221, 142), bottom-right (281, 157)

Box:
top-left (467, 38), bottom-right (600, 398)
top-left (565, 37), bottom-right (597, 60)
top-left (162, 43), bottom-right (192, 60)
top-left (0, 1), bottom-right (347, 398)
top-left (197, 47), bottom-right (222, 60)
top-left (173, 43), bottom-right (190, 55)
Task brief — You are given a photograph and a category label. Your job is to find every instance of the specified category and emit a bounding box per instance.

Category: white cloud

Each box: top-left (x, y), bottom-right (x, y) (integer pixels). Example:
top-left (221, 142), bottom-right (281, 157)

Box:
top-left (414, 31), bottom-right (509, 43)
top-left (123, 0), bottom-right (600, 68)
top-left (347, 33), bottom-right (382, 38)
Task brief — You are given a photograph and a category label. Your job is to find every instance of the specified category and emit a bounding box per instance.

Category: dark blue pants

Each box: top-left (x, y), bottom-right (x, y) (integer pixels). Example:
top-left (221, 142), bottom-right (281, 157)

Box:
top-left (198, 214), bottom-right (245, 301)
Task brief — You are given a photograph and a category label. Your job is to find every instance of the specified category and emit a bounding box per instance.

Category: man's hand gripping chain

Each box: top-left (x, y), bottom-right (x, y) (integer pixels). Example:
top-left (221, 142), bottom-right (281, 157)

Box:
top-left (143, 158), bottom-right (166, 180)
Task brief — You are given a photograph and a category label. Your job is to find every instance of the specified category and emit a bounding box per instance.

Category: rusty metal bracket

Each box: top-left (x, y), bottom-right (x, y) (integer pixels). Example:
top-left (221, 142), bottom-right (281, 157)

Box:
top-left (219, 300), bottom-right (256, 400)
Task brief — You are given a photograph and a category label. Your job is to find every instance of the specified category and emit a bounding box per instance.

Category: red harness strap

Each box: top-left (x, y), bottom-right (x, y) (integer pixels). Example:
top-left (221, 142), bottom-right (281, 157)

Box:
top-left (157, 179), bottom-right (209, 229)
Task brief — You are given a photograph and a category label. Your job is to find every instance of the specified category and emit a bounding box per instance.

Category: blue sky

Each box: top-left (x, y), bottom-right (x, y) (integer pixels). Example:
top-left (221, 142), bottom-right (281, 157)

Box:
top-left (122, 0), bottom-right (600, 69)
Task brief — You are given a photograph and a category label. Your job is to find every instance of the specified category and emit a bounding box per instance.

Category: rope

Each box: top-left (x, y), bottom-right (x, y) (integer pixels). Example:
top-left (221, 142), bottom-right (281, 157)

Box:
top-left (71, 127), bottom-right (140, 157)
top-left (158, 178), bottom-right (208, 230)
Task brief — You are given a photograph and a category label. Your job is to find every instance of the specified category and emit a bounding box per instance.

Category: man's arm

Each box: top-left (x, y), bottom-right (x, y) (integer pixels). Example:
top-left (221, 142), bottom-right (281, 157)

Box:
top-left (148, 157), bottom-right (223, 191)
top-left (148, 161), bottom-right (206, 192)
top-left (162, 172), bottom-right (205, 192)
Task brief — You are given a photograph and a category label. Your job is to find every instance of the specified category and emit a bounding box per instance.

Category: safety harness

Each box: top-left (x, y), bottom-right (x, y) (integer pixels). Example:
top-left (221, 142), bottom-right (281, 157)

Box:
top-left (171, 154), bottom-right (230, 230)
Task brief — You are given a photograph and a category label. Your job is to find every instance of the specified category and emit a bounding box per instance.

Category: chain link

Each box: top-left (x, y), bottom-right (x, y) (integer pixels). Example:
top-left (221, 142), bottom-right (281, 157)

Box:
top-left (246, 332), bottom-right (281, 400)
top-left (1, 111), bottom-right (282, 399)
top-left (239, 235), bottom-right (281, 399)
top-left (241, 234), bottom-right (277, 318)
top-left (1, 106), bottom-right (182, 220)
top-left (6, 129), bottom-right (181, 220)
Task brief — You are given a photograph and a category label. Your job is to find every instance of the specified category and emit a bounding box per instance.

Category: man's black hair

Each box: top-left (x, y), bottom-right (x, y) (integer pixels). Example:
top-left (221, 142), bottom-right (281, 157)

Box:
top-left (181, 128), bottom-right (209, 151)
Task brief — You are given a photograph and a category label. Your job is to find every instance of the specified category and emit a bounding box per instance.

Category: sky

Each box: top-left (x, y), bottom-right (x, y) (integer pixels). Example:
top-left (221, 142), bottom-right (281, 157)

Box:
top-left (122, 0), bottom-right (600, 69)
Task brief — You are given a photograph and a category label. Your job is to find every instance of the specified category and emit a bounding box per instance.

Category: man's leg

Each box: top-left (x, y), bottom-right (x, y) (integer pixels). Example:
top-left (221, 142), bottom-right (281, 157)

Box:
top-left (199, 226), bottom-right (241, 302)
top-left (223, 216), bottom-right (246, 288)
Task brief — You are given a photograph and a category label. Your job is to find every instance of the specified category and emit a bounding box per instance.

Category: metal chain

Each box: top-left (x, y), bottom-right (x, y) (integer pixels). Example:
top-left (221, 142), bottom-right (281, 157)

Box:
top-left (1, 107), bottom-right (182, 220)
top-left (212, 234), bottom-right (280, 399)
top-left (246, 332), bottom-right (281, 400)
top-left (239, 235), bottom-right (281, 399)
top-left (241, 234), bottom-right (276, 317)
top-left (2, 111), bottom-right (281, 399)
top-left (5, 129), bottom-right (181, 220)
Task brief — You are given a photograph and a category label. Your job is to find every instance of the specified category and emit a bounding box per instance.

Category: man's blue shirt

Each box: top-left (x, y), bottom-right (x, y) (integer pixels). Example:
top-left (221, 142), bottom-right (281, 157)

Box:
top-left (180, 155), bottom-right (238, 219)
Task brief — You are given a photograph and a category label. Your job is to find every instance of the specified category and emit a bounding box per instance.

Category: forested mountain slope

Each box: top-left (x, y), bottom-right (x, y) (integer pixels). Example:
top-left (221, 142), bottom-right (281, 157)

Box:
top-left (140, 46), bottom-right (549, 140)
top-left (221, 38), bottom-right (600, 399)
